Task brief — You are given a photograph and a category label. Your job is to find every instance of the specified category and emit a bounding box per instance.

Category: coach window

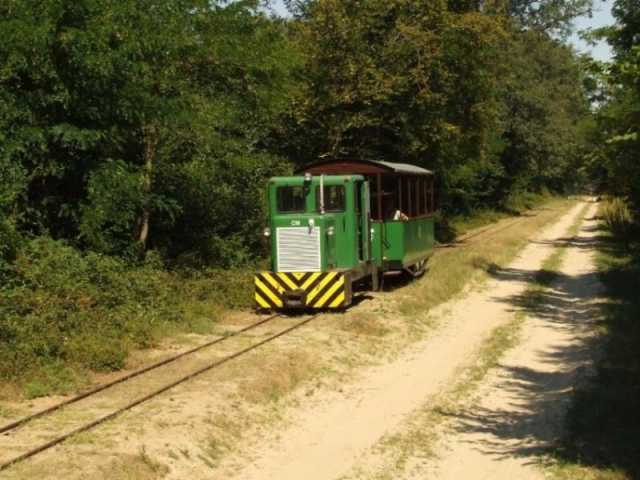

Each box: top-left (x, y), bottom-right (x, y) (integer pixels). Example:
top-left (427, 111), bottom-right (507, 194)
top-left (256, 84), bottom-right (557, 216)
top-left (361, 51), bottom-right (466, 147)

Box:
top-left (429, 177), bottom-right (435, 213)
top-left (381, 175), bottom-right (399, 220)
top-left (417, 177), bottom-right (425, 216)
top-left (277, 186), bottom-right (306, 213)
top-left (316, 185), bottom-right (345, 212)
top-left (402, 177), bottom-right (411, 217)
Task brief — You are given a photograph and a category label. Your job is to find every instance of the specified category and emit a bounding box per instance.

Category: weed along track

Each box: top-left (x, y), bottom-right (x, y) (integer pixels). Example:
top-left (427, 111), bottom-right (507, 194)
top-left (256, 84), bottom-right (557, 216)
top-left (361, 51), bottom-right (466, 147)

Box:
top-left (436, 211), bottom-right (541, 250)
top-left (0, 313), bottom-right (282, 437)
top-left (0, 313), bottom-right (320, 473)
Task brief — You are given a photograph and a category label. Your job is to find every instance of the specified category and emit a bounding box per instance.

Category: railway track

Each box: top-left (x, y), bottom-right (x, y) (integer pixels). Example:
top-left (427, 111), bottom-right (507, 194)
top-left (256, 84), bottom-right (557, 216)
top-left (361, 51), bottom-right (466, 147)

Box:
top-left (435, 211), bottom-right (539, 249)
top-left (0, 313), bottom-right (320, 473)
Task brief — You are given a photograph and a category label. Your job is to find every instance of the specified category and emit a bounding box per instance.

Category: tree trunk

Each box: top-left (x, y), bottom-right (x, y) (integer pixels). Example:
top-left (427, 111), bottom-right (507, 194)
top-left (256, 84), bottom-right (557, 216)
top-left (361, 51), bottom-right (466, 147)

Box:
top-left (137, 125), bottom-right (158, 249)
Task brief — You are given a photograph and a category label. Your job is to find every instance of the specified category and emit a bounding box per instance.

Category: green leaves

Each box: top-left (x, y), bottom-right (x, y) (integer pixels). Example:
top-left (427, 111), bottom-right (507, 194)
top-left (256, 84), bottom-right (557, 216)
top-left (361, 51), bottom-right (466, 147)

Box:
top-left (0, 0), bottom-right (296, 262)
top-left (283, 0), bottom-right (588, 213)
top-left (506, 0), bottom-right (593, 37)
top-left (0, 0), bottom-right (598, 260)
top-left (586, 1), bottom-right (640, 215)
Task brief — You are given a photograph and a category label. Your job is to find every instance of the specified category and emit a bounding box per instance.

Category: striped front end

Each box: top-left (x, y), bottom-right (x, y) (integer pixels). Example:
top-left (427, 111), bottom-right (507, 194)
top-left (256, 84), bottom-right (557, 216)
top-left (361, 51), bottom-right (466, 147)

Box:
top-left (255, 272), bottom-right (349, 310)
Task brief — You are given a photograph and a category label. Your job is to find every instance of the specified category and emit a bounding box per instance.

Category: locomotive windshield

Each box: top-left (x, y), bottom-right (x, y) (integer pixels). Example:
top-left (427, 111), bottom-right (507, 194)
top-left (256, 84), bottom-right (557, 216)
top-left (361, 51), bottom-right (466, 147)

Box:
top-left (276, 186), bottom-right (306, 213)
top-left (316, 185), bottom-right (345, 212)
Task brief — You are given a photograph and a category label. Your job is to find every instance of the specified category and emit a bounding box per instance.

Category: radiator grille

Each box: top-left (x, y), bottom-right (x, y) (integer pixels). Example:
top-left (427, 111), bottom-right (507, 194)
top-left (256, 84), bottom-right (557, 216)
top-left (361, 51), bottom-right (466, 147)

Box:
top-left (276, 227), bottom-right (321, 272)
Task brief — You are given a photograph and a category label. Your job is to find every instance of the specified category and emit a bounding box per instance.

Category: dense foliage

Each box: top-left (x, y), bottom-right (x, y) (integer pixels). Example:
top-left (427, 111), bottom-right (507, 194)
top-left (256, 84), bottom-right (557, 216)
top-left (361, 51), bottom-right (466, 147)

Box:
top-left (277, 0), bottom-right (590, 212)
top-left (0, 0), bottom-right (609, 389)
top-left (585, 0), bottom-right (640, 221)
top-left (0, 0), bottom-right (295, 264)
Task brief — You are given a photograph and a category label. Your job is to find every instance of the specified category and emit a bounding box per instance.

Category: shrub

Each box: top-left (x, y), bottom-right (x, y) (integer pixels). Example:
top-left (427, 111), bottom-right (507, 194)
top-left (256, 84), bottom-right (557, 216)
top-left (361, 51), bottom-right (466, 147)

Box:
top-left (504, 189), bottom-right (551, 213)
top-left (0, 216), bottom-right (20, 280)
top-left (602, 197), bottom-right (634, 238)
top-left (0, 237), bottom-right (181, 387)
top-left (0, 236), bottom-right (256, 396)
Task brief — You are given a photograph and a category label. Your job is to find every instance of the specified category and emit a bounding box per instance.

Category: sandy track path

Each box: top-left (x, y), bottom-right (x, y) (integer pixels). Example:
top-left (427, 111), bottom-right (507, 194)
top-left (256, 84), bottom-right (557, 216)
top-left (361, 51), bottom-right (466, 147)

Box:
top-left (423, 201), bottom-right (603, 480)
top-left (216, 202), bottom-right (591, 480)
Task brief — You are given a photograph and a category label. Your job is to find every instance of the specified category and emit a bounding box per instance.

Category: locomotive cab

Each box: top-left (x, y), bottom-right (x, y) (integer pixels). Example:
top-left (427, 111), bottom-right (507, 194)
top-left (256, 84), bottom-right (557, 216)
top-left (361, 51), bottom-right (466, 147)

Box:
top-left (255, 174), bottom-right (376, 309)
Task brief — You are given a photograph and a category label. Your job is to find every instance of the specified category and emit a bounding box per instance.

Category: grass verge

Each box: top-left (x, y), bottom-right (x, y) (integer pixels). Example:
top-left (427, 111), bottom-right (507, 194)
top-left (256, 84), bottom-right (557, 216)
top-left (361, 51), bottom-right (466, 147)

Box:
top-left (391, 198), bottom-right (576, 324)
top-left (437, 190), bottom-right (556, 242)
top-left (549, 218), bottom-right (640, 480)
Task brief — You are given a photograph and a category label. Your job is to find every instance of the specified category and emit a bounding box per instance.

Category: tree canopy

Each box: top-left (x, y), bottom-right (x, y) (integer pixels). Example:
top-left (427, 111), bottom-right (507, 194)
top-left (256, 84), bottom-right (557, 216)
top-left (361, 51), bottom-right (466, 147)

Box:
top-left (0, 0), bottom-right (297, 265)
top-left (0, 0), bottom-right (603, 267)
top-left (278, 0), bottom-right (590, 212)
top-left (584, 0), bottom-right (640, 214)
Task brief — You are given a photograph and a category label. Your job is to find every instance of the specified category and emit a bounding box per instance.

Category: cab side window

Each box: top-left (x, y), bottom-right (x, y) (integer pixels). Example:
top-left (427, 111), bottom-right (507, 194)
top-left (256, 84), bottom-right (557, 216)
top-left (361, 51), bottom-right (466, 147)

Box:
top-left (277, 186), bottom-right (306, 213)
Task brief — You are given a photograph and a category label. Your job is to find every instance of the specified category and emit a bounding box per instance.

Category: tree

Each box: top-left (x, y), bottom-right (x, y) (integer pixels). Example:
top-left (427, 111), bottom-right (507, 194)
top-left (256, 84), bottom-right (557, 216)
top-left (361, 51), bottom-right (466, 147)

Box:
top-left (0, 0), bottom-right (298, 263)
top-left (497, 30), bottom-right (590, 199)
top-left (281, 0), bottom-right (509, 212)
top-left (587, 0), bottom-right (640, 213)
top-left (505, 0), bottom-right (593, 36)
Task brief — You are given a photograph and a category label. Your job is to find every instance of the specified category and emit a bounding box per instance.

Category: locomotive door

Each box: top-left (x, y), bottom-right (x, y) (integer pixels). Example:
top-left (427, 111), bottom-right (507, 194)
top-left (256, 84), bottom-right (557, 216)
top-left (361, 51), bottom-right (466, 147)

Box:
top-left (356, 181), bottom-right (371, 263)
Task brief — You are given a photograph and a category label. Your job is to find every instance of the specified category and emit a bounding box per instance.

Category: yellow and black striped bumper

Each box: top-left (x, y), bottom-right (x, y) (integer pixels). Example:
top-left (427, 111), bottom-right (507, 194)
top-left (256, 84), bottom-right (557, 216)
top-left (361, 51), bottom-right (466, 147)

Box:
top-left (255, 272), bottom-right (350, 309)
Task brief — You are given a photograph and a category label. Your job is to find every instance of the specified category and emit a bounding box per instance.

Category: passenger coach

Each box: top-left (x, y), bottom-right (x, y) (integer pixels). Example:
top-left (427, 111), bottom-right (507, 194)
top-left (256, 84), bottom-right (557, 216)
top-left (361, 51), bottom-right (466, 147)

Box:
top-left (254, 159), bottom-right (436, 310)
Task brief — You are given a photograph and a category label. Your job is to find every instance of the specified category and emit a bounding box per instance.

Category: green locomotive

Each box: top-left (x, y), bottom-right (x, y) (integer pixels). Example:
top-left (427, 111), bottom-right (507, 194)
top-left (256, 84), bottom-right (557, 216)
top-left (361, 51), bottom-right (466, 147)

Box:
top-left (255, 159), bottom-right (436, 309)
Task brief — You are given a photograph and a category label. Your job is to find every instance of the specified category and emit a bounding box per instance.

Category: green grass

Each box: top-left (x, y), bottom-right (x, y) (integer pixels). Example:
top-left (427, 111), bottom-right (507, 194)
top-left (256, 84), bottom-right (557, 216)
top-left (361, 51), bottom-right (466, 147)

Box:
top-left (550, 222), bottom-right (640, 480)
top-left (22, 362), bottom-right (88, 399)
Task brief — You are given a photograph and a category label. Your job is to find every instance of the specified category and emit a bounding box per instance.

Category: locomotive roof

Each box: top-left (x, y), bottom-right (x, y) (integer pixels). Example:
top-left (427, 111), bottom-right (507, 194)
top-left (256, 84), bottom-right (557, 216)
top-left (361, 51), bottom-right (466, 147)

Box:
top-left (298, 159), bottom-right (433, 176)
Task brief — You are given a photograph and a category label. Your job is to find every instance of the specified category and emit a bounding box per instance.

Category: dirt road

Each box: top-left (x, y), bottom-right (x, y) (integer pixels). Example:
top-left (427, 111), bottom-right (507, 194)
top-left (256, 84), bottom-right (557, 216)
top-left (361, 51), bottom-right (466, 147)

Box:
top-left (213, 200), bottom-right (601, 480)
top-left (425, 200), bottom-right (603, 480)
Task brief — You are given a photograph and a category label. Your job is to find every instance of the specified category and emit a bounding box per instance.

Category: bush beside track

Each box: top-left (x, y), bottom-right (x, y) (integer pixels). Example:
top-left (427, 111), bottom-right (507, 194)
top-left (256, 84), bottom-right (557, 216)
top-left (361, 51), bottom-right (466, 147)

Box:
top-left (0, 237), bottom-right (254, 398)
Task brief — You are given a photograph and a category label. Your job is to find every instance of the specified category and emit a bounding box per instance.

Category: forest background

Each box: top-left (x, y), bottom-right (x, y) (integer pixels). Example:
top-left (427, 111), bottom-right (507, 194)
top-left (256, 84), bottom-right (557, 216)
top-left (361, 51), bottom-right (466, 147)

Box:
top-left (0, 0), bottom-right (637, 394)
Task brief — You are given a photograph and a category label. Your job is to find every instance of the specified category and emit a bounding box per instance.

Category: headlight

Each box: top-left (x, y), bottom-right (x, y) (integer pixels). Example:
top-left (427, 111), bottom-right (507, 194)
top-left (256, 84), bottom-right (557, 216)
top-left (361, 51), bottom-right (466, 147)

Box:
top-left (263, 227), bottom-right (271, 237)
top-left (327, 226), bottom-right (335, 236)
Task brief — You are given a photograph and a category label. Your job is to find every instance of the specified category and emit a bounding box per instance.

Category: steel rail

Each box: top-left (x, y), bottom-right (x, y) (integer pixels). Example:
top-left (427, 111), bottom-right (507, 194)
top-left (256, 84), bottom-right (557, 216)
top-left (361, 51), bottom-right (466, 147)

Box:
top-left (0, 314), bottom-right (319, 473)
top-left (0, 313), bottom-right (281, 436)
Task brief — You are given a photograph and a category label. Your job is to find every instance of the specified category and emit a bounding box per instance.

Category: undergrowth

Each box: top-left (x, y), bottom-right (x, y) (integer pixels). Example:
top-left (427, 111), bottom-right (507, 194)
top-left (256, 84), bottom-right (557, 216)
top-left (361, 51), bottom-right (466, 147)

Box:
top-left (601, 197), bottom-right (634, 239)
top-left (0, 237), bottom-right (254, 398)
